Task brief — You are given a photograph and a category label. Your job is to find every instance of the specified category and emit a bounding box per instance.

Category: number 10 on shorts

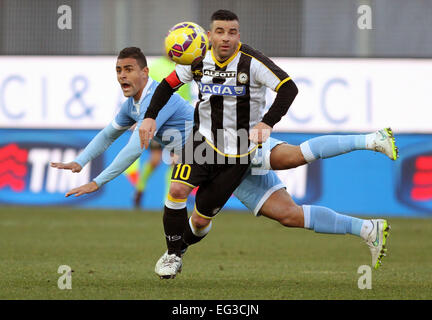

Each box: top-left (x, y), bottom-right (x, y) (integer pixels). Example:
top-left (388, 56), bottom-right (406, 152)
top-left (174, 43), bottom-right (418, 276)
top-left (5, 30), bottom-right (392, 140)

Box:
top-left (173, 164), bottom-right (191, 181)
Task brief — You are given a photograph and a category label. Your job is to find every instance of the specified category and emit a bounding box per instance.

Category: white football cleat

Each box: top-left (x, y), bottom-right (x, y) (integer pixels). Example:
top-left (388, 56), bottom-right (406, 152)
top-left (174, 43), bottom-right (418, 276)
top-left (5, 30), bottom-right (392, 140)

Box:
top-left (155, 251), bottom-right (183, 279)
top-left (365, 219), bottom-right (391, 269)
top-left (372, 127), bottom-right (399, 160)
top-left (155, 251), bottom-right (169, 275)
top-left (154, 248), bottom-right (187, 275)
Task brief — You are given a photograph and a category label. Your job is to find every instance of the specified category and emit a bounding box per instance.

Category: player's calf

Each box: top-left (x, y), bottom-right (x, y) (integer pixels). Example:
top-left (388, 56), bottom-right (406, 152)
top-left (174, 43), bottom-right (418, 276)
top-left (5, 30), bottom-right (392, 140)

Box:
top-left (163, 186), bottom-right (191, 258)
top-left (259, 189), bottom-right (305, 228)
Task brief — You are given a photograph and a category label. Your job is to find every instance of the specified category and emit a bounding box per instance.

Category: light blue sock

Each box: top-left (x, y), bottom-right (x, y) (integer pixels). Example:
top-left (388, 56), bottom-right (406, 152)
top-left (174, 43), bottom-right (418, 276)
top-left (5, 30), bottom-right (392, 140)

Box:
top-left (300, 134), bottom-right (367, 163)
top-left (303, 205), bottom-right (364, 236)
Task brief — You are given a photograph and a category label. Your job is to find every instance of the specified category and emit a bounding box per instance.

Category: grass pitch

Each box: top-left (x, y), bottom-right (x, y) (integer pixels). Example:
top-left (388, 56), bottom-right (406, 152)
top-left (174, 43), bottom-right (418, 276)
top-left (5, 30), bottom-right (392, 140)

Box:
top-left (1, 206), bottom-right (431, 300)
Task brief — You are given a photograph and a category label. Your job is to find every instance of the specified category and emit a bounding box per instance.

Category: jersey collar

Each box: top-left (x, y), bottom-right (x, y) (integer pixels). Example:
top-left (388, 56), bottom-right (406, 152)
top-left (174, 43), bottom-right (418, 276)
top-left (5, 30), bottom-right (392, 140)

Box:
top-left (211, 42), bottom-right (241, 69)
top-left (133, 77), bottom-right (154, 112)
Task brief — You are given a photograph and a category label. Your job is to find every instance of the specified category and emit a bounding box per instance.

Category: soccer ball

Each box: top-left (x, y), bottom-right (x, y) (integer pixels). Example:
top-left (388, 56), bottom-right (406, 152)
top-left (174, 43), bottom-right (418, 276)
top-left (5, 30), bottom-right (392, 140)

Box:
top-left (165, 22), bottom-right (209, 65)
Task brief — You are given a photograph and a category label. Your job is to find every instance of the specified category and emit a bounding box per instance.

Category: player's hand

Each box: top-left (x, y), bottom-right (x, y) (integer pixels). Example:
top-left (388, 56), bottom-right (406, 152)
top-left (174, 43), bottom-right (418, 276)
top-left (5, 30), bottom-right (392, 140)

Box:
top-left (249, 122), bottom-right (272, 144)
top-left (50, 161), bottom-right (82, 173)
top-left (139, 118), bottom-right (157, 149)
top-left (65, 181), bottom-right (99, 197)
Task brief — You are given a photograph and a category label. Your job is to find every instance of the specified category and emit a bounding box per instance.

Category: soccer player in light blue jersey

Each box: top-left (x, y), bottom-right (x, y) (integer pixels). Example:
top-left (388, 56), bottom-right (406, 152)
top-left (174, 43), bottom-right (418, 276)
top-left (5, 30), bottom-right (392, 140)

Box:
top-left (51, 47), bottom-right (397, 278)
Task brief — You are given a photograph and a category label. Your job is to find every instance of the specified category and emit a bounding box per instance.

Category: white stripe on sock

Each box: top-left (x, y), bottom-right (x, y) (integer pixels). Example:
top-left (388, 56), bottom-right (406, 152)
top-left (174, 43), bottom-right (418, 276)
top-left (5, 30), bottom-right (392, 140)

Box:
top-left (165, 199), bottom-right (187, 210)
top-left (300, 141), bottom-right (316, 163)
top-left (189, 217), bottom-right (212, 237)
top-left (365, 132), bottom-right (376, 150)
top-left (302, 205), bottom-right (311, 229)
top-left (360, 220), bottom-right (374, 240)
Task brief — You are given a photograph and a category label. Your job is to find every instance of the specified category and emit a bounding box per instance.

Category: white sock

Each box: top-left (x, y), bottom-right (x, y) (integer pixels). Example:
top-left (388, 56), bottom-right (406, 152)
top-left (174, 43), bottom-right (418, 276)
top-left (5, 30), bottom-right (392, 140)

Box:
top-left (365, 133), bottom-right (377, 150)
top-left (360, 220), bottom-right (374, 240)
top-left (189, 217), bottom-right (212, 237)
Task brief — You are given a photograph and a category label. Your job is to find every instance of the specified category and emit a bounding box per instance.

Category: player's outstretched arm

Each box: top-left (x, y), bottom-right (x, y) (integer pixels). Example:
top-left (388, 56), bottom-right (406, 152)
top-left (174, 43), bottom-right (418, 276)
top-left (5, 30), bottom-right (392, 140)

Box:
top-left (51, 123), bottom-right (127, 172)
top-left (63, 128), bottom-right (142, 197)
top-left (89, 127), bottom-right (144, 188)
top-left (75, 123), bottom-right (126, 166)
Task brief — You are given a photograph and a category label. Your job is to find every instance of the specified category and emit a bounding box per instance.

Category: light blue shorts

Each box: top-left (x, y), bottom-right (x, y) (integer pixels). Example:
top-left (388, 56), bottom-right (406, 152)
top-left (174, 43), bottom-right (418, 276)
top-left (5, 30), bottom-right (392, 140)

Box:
top-left (233, 137), bottom-right (286, 216)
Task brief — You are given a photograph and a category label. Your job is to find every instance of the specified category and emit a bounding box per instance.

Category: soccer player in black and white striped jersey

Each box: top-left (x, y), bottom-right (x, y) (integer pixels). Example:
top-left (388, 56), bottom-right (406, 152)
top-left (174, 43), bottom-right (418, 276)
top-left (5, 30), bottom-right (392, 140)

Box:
top-left (139, 9), bottom-right (298, 278)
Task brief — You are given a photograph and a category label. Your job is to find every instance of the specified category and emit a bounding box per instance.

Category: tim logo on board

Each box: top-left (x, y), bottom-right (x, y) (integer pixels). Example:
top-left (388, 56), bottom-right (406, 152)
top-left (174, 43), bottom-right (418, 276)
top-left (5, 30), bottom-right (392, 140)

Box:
top-left (396, 141), bottom-right (432, 214)
top-left (0, 136), bottom-right (102, 205)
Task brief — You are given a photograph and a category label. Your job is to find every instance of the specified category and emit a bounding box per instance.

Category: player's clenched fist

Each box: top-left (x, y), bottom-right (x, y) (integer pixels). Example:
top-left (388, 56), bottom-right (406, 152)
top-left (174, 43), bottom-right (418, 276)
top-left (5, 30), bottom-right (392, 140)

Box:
top-left (50, 161), bottom-right (82, 173)
top-left (139, 118), bottom-right (157, 149)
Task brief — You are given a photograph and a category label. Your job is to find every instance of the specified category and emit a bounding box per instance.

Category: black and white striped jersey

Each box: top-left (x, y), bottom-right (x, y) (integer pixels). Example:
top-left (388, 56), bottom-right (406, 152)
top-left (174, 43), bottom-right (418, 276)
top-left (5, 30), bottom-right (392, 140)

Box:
top-left (175, 42), bottom-right (291, 156)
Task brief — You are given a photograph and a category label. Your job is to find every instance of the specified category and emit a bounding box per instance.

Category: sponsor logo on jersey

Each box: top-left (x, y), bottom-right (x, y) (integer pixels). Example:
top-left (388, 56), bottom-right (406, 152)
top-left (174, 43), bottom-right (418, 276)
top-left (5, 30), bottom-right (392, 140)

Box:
top-left (203, 69), bottom-right (236, 78)
top-left (198, 82), bottom-right (246, 96)
top-left (0, 137), bottom-right (102, 205)
top-left (237, 72), bottom-right (249, 84)
top-left (396, 141), bottom-right (432, 213)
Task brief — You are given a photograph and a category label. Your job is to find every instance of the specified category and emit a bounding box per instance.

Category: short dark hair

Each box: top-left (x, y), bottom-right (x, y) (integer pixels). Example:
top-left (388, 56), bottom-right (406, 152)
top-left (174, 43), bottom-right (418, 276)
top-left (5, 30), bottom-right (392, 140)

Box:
top-left (117, 47), bottom-right (147, 69)
top-left (211, 9), bottom-right (239, 23)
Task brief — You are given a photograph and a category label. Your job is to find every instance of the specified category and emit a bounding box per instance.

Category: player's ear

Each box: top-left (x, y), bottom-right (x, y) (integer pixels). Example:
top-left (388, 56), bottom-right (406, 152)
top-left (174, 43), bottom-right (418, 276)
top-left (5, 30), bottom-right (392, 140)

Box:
top-left (142, 66), bottom-right (149, 78)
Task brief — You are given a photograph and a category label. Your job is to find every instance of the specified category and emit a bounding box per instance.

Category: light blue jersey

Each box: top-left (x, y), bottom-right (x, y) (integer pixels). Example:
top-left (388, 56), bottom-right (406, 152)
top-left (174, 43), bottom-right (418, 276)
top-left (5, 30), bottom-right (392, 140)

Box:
top-left (112, 78), bottom-right (193, 152)
top-left (75, 77), bottom-right (285, 215)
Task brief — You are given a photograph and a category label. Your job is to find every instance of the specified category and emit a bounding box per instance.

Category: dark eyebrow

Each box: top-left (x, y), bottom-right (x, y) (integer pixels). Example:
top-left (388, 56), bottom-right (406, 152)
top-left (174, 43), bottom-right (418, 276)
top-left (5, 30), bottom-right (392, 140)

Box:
top-left (117, 64), bottom-right (133, 68)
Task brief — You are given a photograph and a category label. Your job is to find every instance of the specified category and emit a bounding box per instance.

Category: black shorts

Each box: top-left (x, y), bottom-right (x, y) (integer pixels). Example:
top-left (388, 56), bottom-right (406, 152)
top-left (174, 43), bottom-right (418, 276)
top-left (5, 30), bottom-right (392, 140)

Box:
top-left (171, 130), bottom-right (255, 218)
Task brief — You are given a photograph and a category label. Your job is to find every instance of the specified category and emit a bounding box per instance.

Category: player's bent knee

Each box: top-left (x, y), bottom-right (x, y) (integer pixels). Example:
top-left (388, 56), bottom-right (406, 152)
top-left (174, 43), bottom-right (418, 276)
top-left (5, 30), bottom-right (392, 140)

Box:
top-left (169, 182), bottom-right (192, 199)
top-left (270, 144), bottom-right (304, 170)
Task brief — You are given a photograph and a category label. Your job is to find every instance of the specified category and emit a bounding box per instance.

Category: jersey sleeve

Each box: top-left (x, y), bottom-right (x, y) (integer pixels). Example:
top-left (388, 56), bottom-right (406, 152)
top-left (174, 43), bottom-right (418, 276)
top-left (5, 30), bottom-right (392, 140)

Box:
top-left (74, 123), bottom-right (126, 168)
top-left (175, 64), bottom-right (194, 84)
top-left (252, 57), bottom-right (290, 92)
top-left (92, 128), bottom-right (143, 187)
